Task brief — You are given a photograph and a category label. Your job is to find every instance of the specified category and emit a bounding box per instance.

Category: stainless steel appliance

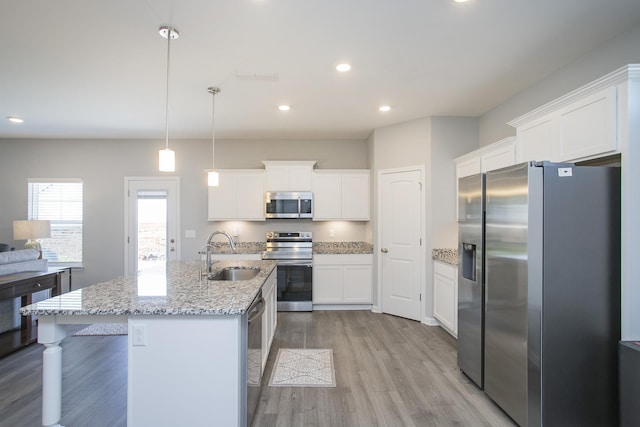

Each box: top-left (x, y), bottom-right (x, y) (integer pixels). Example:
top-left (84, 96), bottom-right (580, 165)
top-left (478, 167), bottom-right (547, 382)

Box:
top-left (484, 161), bottom-right (620, 426)
top-left (264, 191), bottom-right (313, 219)
top-left (457, 172), bottom-right (485, 389)
top-left (620, 341), bottom-right (640, 427)
top-left (246, 291), bottom-right (264, 426)
top-left (261, 231), bottom-right (313, 311)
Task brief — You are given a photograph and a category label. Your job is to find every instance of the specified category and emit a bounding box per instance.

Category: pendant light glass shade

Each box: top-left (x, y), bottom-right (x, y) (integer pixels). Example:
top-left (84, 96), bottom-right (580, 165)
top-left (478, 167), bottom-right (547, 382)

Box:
top-left (159, 148), bottom-right (175, 172)
top-left (208, 171), bottom-right (219, 186)
top-left (207, 86), bottom-right (221, 187)
top-left (158, 26), bottom-right (179, 172)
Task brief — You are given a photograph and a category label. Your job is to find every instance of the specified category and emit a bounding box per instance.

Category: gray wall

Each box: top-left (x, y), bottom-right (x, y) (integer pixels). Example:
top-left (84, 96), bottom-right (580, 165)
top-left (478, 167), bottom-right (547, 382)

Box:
top-left (430, 117), bottom-right (479, 248)
top-left (0, 138), bottom-right (211, 288)
top-left (215, 139), bottom-right (369, 169)
top-left (479, 22), bottom-right (640, 146)
top-left (0, 137), bottom-right (369, 290)
top-left (369, 117), bottom-right (477, 323)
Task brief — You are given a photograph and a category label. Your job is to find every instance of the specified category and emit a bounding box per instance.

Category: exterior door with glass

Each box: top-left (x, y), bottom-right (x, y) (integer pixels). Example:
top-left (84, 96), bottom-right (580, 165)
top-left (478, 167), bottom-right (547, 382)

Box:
top-left (125, 178), bottom-right (179, 277)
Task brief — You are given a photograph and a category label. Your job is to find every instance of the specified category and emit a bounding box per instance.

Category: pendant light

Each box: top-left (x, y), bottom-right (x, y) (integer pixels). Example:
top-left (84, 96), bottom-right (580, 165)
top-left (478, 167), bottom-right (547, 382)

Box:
top-left (158, 26), bottom-right (179, 172)
top-left (207, 86), bottom-right (221, 186)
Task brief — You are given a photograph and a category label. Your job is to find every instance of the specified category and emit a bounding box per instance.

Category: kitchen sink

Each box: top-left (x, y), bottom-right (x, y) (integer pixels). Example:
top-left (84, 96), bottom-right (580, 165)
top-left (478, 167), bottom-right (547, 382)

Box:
top-left (209, 267), bottom-right (260, 281)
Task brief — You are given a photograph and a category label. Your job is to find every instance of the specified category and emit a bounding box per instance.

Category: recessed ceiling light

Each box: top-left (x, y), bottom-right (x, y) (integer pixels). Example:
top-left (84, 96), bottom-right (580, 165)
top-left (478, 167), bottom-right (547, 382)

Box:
top-left (7, 116), bottom-right (24, 124)
top-left (453, 0), bottom-right (468, 3)
top-left (278, 105), bottom-right (291, 111)
top-left (378, 105), bottom-right (391, 112)
top-left (336, 63), bottom-right (351, 72)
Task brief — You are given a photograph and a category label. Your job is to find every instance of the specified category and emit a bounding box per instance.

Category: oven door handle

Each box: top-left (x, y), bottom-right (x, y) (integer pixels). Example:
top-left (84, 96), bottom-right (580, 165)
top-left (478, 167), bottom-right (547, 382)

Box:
top-left (274, 260), bottom-right (313, 267)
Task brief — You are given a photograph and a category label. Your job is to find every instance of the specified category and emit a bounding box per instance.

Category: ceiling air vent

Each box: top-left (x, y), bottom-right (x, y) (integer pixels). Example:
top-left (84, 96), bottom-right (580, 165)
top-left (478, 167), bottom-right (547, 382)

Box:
top-left (234, 72), bottom-right (279, 82)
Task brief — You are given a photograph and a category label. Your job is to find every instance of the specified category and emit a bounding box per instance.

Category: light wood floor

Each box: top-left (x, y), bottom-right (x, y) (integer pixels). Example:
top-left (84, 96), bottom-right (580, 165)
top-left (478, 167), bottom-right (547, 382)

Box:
top-left (0, 311), bottom-right (515, 427)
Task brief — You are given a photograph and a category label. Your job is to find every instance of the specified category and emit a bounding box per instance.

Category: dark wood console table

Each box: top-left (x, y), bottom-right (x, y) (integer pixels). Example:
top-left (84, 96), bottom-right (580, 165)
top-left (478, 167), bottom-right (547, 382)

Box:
top-left (0, 269), bottom-right (62, 358)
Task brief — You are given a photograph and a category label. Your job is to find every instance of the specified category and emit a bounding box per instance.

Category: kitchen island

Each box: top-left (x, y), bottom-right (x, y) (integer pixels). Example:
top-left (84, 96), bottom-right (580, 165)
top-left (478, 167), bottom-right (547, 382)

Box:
top-left (21, 259), bottom-right (277, 427)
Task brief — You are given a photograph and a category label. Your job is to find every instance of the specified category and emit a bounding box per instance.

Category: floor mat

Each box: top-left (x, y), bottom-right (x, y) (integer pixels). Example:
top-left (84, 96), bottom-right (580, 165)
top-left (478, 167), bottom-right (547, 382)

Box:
top-left (269, 348), bottom-right (336, 387)
top-left (72, 324), bottom-right (128, 336)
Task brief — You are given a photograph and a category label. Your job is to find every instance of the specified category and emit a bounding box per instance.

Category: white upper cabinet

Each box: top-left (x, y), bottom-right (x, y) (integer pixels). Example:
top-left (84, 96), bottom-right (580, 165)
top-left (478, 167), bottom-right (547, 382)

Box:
top-left (341, 172), bottom-right (370, 220)
top-left (312, 170), bottom-right (370, 221)
top-left (511, 85), bottom-right (618, 163)
top-left (312, 171), bottom-right (342, 219)
top-left (455, 137), bottom-right (516, 178)
top-left (207, 170), bottom-right (265, 221)
top-left (454, 138), bottom-right (516, 220)
top-left (262, 161), bottom-right (316, 191)
top-left (480, 138), bottom-right (518, 172)
top-left (557, 87), bottom-right (617, 161)
top-left (455, 157), bottom-right (481, 180)
top-left (517, 116), bottom-right (556, 162)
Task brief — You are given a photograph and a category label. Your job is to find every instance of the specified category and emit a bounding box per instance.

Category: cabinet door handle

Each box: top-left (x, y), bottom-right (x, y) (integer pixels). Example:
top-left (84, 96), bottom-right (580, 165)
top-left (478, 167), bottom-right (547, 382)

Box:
top-left (381, 248), bottom-right (388, 253)
top-left (34, 282), bottom-right (42, 288)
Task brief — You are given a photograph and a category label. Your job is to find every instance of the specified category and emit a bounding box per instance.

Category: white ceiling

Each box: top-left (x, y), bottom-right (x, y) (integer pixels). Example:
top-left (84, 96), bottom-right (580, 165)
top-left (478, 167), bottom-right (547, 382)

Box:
top-left (2, 0), bottom-right (640, 140)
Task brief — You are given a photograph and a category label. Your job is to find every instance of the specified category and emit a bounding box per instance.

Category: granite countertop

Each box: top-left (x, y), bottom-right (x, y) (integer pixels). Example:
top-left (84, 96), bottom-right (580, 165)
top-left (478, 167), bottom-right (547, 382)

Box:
top-left (209, 241), bottom-right (374, 255)
top-left (432, 248), bottom-right (458, 265)
top-left (20, 260), bottom-right (277, 317)
top-left (313, 242), bottom-right (374, 254)
top-left (207, 242), bottom-right (265, 255)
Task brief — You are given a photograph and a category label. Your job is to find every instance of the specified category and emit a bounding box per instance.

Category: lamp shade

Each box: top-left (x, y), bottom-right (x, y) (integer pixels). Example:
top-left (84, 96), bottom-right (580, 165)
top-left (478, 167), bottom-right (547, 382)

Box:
top-left (13, 220), bottom-right (51, 240)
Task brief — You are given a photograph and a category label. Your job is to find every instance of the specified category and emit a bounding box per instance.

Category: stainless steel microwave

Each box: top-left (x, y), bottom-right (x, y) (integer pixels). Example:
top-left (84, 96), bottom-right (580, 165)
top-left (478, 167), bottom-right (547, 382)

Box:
top-left (264, 191), bottom-right (313, 219)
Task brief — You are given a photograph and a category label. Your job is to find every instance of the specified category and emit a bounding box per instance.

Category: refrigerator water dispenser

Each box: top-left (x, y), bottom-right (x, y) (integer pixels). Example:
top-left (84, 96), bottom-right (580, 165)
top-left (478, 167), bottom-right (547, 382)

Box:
top-left (461, 243), bottom-right (476, 282)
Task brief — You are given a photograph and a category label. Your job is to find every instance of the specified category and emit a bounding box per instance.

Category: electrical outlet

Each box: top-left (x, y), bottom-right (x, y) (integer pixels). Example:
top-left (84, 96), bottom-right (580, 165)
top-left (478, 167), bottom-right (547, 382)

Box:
top-left (329, 229), bottom-right (335, 238)
top-left (132, 324), bottom-right (147, 346)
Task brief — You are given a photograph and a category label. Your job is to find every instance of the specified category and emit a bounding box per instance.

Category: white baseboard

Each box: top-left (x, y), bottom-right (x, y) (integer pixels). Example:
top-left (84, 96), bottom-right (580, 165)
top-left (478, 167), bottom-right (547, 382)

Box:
top-left (422, 316), bottom-right (440, 326)
top-left (313, 304), bottom-right (373, 311)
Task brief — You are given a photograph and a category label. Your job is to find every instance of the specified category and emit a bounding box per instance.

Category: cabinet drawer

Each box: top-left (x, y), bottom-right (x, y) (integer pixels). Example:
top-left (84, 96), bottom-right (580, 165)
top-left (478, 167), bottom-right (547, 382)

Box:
top-left (313, 254), bottom-right (372, 265)
top-left (0, 273), bottom-right (58, 299)
top-left (434, 261), bottom-right (456, 278)
top-left (14, 274), bottom-right (58, 298)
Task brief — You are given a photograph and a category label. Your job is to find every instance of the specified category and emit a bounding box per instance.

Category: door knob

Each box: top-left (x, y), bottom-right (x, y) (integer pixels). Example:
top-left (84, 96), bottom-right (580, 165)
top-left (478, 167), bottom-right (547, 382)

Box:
top-left (170, 247), bottom-right (175, 252)
top-left (381, 248), bottom-right (388, 253)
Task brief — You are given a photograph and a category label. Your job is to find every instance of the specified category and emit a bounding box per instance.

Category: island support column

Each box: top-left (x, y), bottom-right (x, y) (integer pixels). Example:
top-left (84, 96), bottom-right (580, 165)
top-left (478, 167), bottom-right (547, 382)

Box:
top-left (38, 316), bottom-right (67, 427)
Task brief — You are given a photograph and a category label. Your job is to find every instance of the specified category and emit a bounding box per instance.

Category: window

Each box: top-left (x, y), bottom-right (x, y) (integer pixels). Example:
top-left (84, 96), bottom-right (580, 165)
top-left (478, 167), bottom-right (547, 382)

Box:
top-left (28, 179), bottom-right (83, 265)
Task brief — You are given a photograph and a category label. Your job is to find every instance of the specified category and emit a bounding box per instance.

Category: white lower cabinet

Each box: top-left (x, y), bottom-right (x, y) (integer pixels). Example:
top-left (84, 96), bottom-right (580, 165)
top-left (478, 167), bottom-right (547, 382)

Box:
top-left (433, 261), bottom-right (458, 337)
top-left (313, 254), bottom-right (373, 305)
top-left (262, 269), bottom-right (277, 371)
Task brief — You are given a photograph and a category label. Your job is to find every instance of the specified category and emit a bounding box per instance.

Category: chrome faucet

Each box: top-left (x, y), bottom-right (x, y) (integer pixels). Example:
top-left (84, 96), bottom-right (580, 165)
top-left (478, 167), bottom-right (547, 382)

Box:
top-left (202, 230), bottom-right (236, 276)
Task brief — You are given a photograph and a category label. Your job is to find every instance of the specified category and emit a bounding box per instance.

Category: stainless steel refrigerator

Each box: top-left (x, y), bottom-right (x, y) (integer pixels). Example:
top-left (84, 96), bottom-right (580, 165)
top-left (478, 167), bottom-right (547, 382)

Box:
top-left (484, 161), bottom-right (620, 427)
top-left (457, 172), bottom-right (485, 389)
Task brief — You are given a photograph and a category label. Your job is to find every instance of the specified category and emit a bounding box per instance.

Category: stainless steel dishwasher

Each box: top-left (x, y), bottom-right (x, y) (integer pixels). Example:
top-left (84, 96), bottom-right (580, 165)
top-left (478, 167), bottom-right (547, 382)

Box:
top-left (246, 291), bottom-right (264, 426)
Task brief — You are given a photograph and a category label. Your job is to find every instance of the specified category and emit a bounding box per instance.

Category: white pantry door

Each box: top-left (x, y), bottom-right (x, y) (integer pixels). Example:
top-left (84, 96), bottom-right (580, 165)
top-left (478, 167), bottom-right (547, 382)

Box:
top-left (125, 178), bottom-right (180, 277)
top-left (380, 169), bottom-right (423, 321)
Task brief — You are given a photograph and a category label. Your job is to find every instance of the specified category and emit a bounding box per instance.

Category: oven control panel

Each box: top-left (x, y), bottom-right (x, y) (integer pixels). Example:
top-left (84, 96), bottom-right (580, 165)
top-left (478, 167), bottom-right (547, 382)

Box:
top-left (266, 231), bottom-right (312, 241)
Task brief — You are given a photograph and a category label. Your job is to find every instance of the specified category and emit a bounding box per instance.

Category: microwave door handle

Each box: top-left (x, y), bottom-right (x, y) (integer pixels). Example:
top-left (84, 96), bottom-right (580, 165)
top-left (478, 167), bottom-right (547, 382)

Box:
top-left (297, 197), bottom-right (301, 218)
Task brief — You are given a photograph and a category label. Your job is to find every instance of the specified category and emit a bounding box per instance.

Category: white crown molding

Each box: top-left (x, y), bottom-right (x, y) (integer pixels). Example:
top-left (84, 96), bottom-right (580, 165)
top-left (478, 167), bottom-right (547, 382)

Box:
top-left (508, 64), bottom-right (640, 128)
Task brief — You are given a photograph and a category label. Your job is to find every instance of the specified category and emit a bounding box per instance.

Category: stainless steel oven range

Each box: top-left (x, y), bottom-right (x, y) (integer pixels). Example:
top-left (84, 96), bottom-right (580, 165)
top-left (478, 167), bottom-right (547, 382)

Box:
top-left (261, 231), bottom-right (313, 311)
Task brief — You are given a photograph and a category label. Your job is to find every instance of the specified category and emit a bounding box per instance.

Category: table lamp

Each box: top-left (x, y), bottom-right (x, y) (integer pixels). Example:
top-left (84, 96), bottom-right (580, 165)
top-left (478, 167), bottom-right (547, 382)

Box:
top-left (13, 220), bottom-right (51, 259)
